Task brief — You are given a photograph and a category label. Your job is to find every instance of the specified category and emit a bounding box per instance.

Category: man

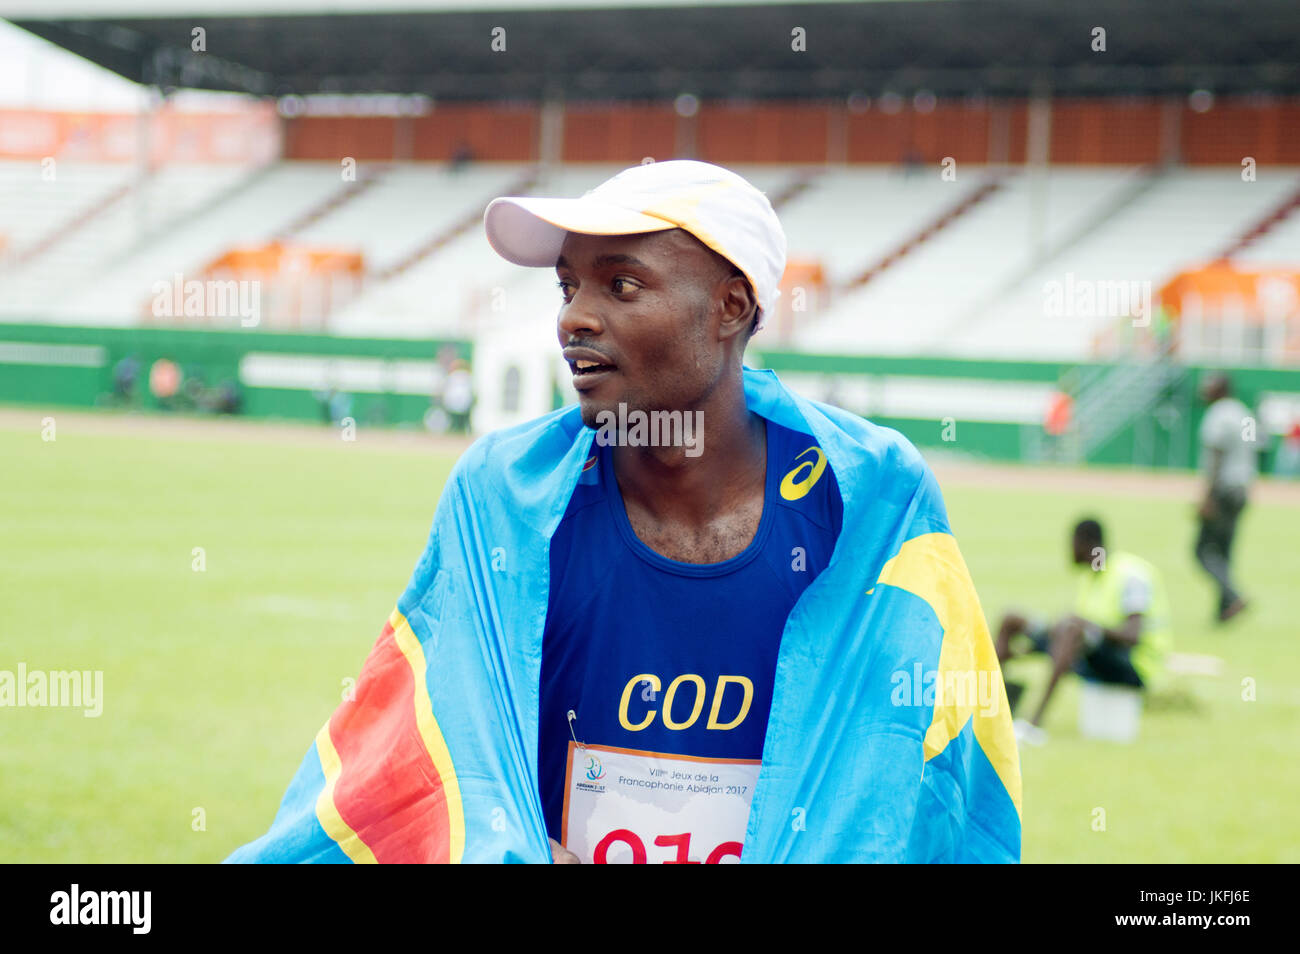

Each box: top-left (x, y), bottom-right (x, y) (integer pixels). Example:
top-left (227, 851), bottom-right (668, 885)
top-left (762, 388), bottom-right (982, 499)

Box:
top-left (1195, 373), bottom-right (1254, 623)
top-left (995, 518), bottom-right (1172, 744)
top-left (226, 160), bottom-right (1020, 864)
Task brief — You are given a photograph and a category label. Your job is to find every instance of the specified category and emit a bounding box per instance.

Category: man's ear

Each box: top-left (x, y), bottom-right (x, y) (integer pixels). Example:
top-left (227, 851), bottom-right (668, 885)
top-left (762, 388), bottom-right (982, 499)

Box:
top-left (717, 270), bottom-right (757, 342)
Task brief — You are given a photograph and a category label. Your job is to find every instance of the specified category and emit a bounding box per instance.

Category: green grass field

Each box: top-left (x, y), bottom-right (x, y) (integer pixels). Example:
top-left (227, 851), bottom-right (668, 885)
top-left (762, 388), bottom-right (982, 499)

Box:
top-left (2, 411), bottom-right (1296, 863)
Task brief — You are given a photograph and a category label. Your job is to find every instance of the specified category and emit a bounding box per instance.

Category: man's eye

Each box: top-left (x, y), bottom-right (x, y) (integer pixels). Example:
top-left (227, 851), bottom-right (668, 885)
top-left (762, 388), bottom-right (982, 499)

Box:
top-left (556, 280), bottom-right (574, 300)
top-left (611, 278), bottom-right (638, 295)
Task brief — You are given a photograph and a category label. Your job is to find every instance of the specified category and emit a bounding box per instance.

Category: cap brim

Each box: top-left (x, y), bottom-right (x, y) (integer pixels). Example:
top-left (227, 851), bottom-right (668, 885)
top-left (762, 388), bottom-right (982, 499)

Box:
top-left (484, 196), bottom-right (676, 267)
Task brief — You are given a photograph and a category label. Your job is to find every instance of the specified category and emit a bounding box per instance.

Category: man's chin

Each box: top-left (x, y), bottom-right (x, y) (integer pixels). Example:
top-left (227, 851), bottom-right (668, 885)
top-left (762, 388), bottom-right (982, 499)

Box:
top-left (577, 396), bottom-right (610, 431)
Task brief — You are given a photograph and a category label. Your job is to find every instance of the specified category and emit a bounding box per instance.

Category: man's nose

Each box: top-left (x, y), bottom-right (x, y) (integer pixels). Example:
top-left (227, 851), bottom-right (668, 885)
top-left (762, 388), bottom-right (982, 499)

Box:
top-left (557, 289), bottom-right (604, 341)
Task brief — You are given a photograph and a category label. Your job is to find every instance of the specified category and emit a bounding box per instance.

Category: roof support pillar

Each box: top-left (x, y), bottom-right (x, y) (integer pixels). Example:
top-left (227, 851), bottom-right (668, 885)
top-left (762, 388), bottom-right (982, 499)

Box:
top-left (539, 93), bottom-right (564, 168)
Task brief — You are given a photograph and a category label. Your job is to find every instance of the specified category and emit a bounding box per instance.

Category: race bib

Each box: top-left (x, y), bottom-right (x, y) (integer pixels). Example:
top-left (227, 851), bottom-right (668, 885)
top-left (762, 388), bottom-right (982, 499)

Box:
top-left (561, 742), bottom-right (760, 864)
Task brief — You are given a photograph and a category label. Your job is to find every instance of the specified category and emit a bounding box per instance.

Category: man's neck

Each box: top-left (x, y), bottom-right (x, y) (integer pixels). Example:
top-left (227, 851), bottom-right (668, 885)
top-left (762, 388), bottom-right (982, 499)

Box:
top-left (610, 380), bottom-right (766, 529)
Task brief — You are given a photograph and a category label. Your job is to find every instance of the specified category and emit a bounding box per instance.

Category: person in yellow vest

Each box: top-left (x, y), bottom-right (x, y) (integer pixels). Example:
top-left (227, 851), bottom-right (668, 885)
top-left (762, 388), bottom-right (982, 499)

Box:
top-left (994, 518), bottom-right (1173, 744)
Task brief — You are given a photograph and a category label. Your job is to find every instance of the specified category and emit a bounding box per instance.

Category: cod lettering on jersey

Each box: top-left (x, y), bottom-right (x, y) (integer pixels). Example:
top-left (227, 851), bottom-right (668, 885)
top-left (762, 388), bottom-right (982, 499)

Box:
top-left (539, 419), bottom-right (844, 863)
top-left (617, 673), bottom-right (754, 732)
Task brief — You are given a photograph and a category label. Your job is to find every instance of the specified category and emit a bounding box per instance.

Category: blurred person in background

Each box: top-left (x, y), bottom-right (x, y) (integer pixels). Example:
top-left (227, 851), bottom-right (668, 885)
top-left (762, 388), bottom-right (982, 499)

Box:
top-left (110, 354), bottom-right (142, 405)
top-left (1042, 384), bottom-right (1073, 462)
top-left (995, 518), bottom-right (1172, 745)
top-left (442, 359), bottom-right (474, 434)
top-left (1195, 373), bottom-right (1254, 623)
top-left (1274, 420), bottom-right (1300, 479)
top-left (148, 358), bottom-right (182, 411)
top-left (450, 141), bottom-right (476, 173)
top-left (311, 386), bottom-right (353, 426)
top-left (210, 379), bottom-right (242, 415)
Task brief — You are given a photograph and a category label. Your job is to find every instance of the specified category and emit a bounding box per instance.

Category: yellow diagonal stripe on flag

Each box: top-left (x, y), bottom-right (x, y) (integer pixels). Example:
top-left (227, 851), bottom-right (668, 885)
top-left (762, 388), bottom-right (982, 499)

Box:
top-left (875, 532), bottom-right (1022, 816)
top-left (314, 721), bottom-right (378, 864)
top-left (389, 608), bottom-right (467, 864)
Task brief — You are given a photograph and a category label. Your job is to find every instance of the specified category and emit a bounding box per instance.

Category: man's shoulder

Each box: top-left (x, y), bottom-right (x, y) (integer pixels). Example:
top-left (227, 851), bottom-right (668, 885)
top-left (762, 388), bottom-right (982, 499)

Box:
top-left (826, 403), bottom-right (928, 469)
top-left (452, 405), bottom-right (586, 482)
top-left (754, 370), bottom-right (931, 486)
top-left (1113, 550), bottom-right (1164, 587)
top-left (802, 394), bottom-right (935, 499)
top-left (436, 407), bottom-right (592, 537)
top-left (767, 384), bottom-right (947, 544)
top-left (1202, 397), bottom-right (1248, 439)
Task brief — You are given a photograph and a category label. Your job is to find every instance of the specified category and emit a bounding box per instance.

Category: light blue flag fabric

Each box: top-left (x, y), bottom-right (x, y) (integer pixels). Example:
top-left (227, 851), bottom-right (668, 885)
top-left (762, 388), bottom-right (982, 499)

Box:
top-left (227, 366), bottom-right (1021, 864)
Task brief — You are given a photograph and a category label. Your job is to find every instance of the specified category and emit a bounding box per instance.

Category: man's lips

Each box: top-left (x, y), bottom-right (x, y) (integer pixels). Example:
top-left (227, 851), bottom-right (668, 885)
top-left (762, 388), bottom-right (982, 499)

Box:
top-left (562, 346), bottom-right (618, 380)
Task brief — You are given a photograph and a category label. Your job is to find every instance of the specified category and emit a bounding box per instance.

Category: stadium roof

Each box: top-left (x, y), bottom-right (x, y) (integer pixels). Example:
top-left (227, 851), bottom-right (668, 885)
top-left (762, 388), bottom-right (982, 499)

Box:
top-left (5, 0), bottom-right (1300, 102)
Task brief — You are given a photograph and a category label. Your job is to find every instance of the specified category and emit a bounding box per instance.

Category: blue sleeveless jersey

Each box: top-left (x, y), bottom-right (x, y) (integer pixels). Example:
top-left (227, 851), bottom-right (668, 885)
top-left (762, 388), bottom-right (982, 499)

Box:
top-left (538, 419), bottom-right (844, 840)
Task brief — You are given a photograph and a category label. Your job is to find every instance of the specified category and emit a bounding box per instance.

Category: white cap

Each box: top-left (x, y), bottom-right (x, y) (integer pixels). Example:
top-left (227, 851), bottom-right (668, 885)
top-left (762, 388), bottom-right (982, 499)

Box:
top-left (483, 159), bottom-right (787, 330)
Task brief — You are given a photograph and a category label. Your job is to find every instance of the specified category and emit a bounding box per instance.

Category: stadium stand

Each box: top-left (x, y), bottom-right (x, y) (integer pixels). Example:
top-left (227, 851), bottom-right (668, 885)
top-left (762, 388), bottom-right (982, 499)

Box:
top-left (3, 157), bottom-right (1298, 356)
top-left (49, 162), bottom-right (344, 323)
top-left (1228, 185), bottom-right (1300, 265)
top-left (2, 1), bottom-right (1298, 368)
top-left (0, 161), bottom-right (134, 264)
top-left (798, 166), bottom-right (1154, 355)
top-left (949, 168), bottom-right (1300, 357)
top-left (1, 161), bottom-right (264, 319)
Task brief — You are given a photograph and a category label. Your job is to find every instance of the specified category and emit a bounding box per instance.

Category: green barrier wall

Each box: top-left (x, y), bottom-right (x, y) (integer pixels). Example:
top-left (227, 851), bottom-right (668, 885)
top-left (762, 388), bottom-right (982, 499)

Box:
top-left (2, 322), bottom-right (1296, 470)
top-left (0, 323), bottom-right (470, 427)
top-left (753, 349), bottom-right (1300, 471)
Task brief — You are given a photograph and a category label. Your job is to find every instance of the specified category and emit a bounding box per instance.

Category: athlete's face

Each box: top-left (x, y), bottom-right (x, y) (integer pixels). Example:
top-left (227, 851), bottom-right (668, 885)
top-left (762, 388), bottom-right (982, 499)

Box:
top-left (555, 229), bottom-right (752, 429)
top-left (1199, 375), bottom-right (1228, 405)
top-left (1071, 532), bottom-right (1092, 565)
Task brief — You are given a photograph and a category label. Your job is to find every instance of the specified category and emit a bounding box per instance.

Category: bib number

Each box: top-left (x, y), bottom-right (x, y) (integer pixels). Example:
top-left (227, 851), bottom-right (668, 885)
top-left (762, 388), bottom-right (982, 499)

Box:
top-left (561, 742), bottom-right (759, 864)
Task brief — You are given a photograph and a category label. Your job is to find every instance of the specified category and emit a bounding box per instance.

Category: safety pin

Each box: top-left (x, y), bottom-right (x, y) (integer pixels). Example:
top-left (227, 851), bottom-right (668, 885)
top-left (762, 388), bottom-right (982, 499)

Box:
top-left (567, 709), bottom-right (586, 749)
